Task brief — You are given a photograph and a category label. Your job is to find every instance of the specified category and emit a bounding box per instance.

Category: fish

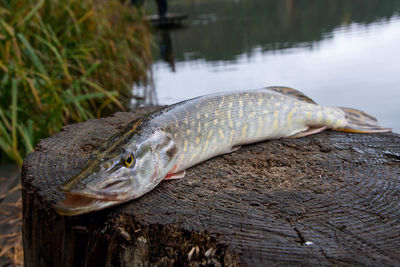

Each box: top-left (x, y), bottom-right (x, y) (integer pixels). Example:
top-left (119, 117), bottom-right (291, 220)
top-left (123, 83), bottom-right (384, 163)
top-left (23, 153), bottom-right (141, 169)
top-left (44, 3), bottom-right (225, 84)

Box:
top-left (55, 86), bottom-right (390, 215)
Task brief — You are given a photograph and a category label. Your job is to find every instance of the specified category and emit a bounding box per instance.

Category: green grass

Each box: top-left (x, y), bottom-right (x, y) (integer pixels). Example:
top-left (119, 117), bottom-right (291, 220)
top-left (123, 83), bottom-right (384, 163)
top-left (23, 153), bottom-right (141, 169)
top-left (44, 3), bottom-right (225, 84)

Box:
top-left (0, 0), bottom-right (153, 165)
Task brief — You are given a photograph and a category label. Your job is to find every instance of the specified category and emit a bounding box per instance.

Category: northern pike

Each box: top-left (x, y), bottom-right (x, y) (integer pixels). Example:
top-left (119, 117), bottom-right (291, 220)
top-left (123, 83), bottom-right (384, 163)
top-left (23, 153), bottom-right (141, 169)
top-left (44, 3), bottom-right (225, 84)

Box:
top-left (56, 86), bottom-right (390, 215)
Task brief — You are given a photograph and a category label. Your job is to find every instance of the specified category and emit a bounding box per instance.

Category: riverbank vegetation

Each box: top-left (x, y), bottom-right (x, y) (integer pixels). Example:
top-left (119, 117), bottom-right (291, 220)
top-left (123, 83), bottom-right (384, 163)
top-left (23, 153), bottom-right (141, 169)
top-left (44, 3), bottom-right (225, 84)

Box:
top-left (0, 0), bottom-right (153, 165)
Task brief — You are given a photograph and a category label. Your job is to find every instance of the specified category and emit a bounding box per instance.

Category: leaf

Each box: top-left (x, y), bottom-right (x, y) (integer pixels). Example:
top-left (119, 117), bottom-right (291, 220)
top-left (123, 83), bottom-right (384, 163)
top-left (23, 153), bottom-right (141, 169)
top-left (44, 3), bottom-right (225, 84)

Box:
top-left (17, 34), bottom-right (47, 75)
top-left (0, 135), bottom-right (12, 157)
top-left (0, 19), bottom-right (15, 37)
top-left (24, 77), bottom-right (43, 110)
top-left (81, 61), bottom-right (100, 79)
top-left (67, 92), bottom-right (106, 103)
top-left (81, 79), bottom-right (124, 111)
top-left (0, 60), bottom-right (8, 72)
top-left (34, 34), bottom-right (71, 80)
top-left (19, 0), bottom-right (45, 27)
top-left (11, 78), bottom-right (18, 151)
top-left (17, 123), bottom-right (33, 153)
top-left (0, 121), bottom-right (12, 144)
top-left (0, 108), bottom-right (11, 131)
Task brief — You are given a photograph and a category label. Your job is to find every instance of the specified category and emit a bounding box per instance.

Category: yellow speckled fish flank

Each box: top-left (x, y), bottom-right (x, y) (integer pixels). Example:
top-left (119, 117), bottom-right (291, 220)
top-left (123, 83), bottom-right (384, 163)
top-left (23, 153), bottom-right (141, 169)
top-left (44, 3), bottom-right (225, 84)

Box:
top-left (56, 86), bottom-right (391, 216)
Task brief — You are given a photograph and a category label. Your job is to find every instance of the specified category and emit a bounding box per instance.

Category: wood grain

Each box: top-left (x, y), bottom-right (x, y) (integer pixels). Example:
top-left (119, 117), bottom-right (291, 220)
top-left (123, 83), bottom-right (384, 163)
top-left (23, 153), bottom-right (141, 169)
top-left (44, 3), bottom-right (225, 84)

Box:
top-left (22, 108), bottom-right (400, 266)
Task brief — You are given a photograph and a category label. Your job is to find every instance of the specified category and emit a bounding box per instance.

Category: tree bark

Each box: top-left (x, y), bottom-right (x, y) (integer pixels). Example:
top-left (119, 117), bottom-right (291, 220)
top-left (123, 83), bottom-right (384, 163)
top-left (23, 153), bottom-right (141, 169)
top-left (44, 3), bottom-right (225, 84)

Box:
top-left (22, 107), bottom-right (400, 266)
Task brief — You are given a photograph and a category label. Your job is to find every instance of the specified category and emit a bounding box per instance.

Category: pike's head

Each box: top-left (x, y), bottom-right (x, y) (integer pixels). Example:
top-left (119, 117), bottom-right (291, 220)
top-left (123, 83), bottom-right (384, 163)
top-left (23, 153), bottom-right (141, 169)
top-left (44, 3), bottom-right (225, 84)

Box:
top-left (55, 125), bottom-right (179, 216)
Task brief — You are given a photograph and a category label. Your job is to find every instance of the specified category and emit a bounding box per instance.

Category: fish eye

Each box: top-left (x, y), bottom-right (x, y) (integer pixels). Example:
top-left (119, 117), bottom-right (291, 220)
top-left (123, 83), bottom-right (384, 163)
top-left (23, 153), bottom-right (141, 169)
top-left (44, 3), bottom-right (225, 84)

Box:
top-left (124, 154), bottom-right (134, 168)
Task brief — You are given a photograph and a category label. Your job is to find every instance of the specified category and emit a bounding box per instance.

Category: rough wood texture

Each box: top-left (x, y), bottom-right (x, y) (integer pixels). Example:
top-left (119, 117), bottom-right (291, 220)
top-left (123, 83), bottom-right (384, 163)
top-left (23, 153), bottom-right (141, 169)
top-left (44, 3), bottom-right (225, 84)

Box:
top-left (22, 108), bottom-right (400, 266)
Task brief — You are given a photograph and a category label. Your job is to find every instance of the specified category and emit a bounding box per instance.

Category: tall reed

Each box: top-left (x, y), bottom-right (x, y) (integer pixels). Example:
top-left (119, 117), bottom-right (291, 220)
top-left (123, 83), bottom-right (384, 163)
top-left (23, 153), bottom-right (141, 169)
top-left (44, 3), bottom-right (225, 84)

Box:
top-left (0, 0), bottom-right (153, 165)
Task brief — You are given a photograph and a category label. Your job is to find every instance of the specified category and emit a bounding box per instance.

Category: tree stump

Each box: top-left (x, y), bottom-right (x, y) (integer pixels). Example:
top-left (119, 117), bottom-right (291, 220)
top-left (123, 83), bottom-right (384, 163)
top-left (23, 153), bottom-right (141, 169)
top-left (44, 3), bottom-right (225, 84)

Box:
top-left (22, 107), bottom-right (400, 266)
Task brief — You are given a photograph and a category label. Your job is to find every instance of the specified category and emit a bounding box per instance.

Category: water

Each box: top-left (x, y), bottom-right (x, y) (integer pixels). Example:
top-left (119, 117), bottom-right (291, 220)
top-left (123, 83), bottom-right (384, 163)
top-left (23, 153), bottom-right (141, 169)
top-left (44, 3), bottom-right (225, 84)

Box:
top-left (137, 0), bottom-right (400, 132)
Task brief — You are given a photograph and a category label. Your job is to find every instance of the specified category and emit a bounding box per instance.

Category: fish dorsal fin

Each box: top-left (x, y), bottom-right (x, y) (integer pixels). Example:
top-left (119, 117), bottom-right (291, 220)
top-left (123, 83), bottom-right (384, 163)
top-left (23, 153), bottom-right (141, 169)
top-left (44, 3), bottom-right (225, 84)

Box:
top-left (265, 86), bottom-right (317, 104)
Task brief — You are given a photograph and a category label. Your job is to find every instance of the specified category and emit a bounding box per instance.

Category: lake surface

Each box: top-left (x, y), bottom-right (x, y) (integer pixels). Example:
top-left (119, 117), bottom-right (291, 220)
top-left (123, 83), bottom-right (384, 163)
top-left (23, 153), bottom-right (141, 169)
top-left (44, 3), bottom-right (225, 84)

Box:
top-left (136, 0), bottom-right (400, 132)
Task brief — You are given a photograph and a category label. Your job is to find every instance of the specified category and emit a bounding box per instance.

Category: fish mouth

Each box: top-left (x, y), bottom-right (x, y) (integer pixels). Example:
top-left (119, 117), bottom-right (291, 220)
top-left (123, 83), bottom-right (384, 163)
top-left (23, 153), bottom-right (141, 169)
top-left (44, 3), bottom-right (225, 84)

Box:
top-left (55, 192), bottom-right (123, 216)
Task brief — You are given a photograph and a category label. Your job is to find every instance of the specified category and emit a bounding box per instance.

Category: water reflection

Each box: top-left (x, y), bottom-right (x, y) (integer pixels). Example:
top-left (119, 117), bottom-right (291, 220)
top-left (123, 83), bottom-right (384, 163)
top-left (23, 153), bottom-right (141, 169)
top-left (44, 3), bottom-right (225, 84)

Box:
top-left (167, 0), bottom-right (400, 62)
top-left (159, 30), bottom-right (176, 72)
top-left (141, 0), bottom-right (400, 132)
top-left (131, 70), bottom-right (158, 108)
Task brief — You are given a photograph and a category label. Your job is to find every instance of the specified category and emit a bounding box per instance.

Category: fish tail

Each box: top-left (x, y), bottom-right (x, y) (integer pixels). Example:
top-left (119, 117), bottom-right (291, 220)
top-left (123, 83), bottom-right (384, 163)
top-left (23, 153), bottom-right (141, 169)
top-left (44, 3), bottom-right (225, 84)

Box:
top-left (334, 107), bottom-right (391, 133)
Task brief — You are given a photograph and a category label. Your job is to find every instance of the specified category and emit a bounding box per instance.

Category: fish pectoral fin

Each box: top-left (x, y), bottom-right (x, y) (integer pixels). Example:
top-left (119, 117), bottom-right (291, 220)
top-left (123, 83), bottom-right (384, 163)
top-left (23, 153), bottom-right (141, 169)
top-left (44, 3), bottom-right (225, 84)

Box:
top-left (229, 145), bottom-right (242, 153)
top-left (289, 126), bottom-right (327, 138)
top-left (164, 170), bottom-right (186, 180)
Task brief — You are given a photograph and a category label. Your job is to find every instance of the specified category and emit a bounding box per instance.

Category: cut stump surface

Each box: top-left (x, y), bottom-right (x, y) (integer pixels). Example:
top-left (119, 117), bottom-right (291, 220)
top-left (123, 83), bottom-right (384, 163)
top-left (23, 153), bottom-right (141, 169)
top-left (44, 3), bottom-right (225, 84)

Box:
top-left (22, 108), bottom-right (400, 266)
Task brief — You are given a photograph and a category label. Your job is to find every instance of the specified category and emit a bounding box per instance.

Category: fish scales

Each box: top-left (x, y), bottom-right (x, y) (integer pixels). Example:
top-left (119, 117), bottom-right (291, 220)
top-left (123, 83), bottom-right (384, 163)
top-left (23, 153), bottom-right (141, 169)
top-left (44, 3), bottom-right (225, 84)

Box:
top-left (147, 90), bottom-right (339, 172)
top-left (56, 86), bottom-right (390, 215)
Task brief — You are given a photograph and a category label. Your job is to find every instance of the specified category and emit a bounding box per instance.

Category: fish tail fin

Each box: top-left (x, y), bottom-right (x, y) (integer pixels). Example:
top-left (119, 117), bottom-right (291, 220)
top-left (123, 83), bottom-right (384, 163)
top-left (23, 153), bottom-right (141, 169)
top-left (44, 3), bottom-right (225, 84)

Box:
top-left (334, 107), bottom-right (391, 133)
